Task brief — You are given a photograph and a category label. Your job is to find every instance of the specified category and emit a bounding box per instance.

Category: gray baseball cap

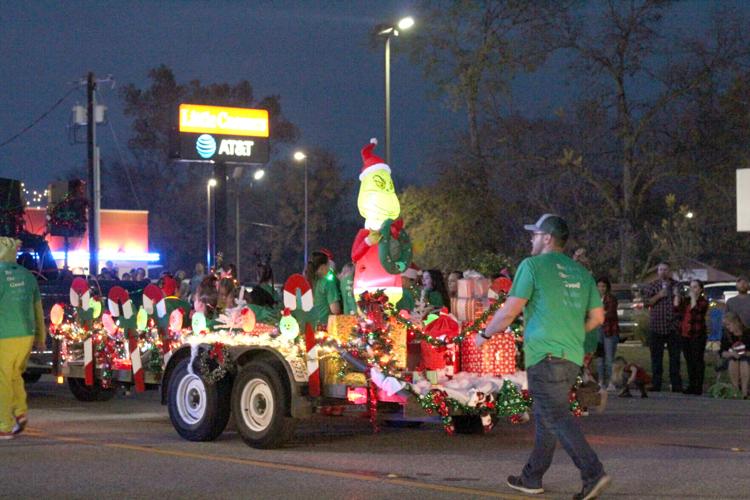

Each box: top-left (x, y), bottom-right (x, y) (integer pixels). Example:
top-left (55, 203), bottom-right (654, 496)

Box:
top-left (524, 214), bottom-right (569, 241)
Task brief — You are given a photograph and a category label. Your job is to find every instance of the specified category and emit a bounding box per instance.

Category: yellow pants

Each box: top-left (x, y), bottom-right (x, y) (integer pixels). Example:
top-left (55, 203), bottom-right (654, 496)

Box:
top-left (0, 336), bottom-right (34, 432)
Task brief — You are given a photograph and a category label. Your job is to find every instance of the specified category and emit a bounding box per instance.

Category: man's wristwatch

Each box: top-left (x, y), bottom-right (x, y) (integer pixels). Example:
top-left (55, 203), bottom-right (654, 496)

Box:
top-left (480, 330), bottom-right (493, 340)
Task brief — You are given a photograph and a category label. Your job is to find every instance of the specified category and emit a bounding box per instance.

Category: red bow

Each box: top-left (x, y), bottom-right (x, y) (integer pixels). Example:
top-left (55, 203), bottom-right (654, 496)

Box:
top-left (390, 218), bottom-right (404, 238)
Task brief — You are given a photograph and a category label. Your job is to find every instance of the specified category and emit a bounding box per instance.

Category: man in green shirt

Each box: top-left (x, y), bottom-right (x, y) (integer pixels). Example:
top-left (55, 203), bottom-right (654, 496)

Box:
top-left (476, 215), bottom-right (609, 500)
top-left (0, 237), bottom-right (46, 439)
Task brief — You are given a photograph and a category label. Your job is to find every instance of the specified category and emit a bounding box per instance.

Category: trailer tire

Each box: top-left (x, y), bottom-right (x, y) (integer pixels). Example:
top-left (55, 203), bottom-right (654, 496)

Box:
top-left (23, 372), bottom-right (43, 384)
top-left (452, 415), bottom-right (485, 434)
top-left (232, 362), bottom-right (296, 449)
top-left (167, 357), bottom-right (231, 441)
top-left (68, 377), bottom-right (116, 402)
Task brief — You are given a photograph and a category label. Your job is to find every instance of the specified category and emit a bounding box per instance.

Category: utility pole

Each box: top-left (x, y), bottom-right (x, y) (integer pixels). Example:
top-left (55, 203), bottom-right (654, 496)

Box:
top-left (86, 72), bottom-right (100, 277)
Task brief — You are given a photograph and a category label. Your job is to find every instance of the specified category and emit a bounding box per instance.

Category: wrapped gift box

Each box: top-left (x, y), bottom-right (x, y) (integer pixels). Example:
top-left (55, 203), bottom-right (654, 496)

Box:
top-left (327, 314), bottom-right (406, 369)
top-left (460, 332), bottom-right (516, 375)
top-left (451, 297), bottom-right (487, 322)
top-left (326, 314), bottom-right (359, 344)
top-left (457, 278), bottom-right (491, 299)
top-left (420, 341), bottom-right (446, 370)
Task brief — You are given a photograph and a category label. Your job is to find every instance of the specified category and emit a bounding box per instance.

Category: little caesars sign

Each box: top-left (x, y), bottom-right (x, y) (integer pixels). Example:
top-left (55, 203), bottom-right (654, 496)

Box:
top-left (178, 104), bottom-right (269, 164)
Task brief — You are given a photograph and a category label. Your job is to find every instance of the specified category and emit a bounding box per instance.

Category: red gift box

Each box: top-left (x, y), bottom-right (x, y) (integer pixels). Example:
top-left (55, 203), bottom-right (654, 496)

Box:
top-left (420, 341), bottom-right (446, 369)
top-left (460, 332), bottom-right (516, 375)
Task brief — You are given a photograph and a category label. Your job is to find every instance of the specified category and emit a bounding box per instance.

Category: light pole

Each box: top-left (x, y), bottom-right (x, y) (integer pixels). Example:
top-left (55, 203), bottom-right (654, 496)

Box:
top-left (207, 178), bottom-right (217, 271)
top-left (235, 169), bottom-right (265, 282)
top-left (378, 16), bottom-right (414, 166)
top-left (293, 151), bottom-right (308, 268)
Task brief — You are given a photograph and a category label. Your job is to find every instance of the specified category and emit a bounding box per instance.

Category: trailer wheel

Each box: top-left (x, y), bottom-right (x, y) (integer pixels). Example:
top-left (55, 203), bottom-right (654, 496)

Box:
top-left (232, 362), bottom-right (296, 449)
top-left (68, 377), bottom-right (116, 402)
top-left (167, 357), bottom-right (231, 441)
top-left (23, 372), bottom-right (42, 384)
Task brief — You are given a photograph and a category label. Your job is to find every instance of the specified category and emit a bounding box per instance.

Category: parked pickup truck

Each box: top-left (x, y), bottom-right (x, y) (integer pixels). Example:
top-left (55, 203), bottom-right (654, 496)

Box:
top-left (24, 278), bottom-right (149, 383)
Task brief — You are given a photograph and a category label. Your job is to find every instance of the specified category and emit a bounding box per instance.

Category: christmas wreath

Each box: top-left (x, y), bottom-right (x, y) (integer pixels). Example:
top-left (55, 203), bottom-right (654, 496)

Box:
top-left (378, 218), bottom-right (412, 274)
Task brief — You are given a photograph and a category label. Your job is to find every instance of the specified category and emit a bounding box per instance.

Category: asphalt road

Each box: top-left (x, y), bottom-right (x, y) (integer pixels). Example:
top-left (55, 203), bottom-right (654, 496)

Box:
top-left (2, 377), bottom-right (749, 499)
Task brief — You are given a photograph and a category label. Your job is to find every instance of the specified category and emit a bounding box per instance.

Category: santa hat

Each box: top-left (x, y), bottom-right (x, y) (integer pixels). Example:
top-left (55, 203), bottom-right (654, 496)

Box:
top-left (359, 138), bottom-right (391, 180)
top-left (401, 263), bottom-right (420, 280)
top-left (161, 276), bottom-right (178, 297)
top-left (319, 248), bottom-right (334, 262)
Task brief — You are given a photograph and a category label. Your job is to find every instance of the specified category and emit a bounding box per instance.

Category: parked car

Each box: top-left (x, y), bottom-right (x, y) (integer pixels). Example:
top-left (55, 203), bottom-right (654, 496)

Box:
top-left (703, 281), bottom-right (738, 304)
top-left (611, 283), bottom-right (644, 341)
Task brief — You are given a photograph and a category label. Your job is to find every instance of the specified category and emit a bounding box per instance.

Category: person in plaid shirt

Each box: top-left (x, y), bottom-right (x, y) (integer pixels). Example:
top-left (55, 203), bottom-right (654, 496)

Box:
top-left (641, 262), bottom-right (683, 392)
top-left (677, 280), bottom-right (709, 395)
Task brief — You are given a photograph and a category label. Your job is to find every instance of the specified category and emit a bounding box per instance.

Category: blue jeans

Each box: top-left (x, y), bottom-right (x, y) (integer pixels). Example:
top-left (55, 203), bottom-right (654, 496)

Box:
top-left (597, 332), bottom-right (619, 386)
top-left (649, 332), bottom-right (682, 391)
top-left (521, 357), bottom-right (605, 489)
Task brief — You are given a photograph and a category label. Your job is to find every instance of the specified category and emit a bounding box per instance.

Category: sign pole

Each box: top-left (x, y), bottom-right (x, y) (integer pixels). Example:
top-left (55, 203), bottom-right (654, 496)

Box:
top-left (213, 162), bottom-right (228, 271)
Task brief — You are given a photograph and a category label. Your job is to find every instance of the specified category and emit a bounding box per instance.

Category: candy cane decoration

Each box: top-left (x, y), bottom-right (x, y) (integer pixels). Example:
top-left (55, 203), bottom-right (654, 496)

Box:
top-left (70, 277), bottom-right (90, 309)
top-left (130, 335), bottom-right (144, 392)
top-left (84, 337), bottom-right (94, 386)
top-left (143, 284), bottom-right (169, 353)
top-left (284, 275), bottom-right (318, 396)
top-left (305, 323), bottom-right (320, 397)
top-left (283, 274), bottom-right (313, 311)
top-left (108, 286), bottom-right (144, 392)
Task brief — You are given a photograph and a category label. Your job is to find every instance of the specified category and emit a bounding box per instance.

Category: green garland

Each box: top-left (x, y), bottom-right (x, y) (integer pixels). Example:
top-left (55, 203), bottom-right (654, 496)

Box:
top-left (416, 381), bottom-right (532, 433)
top-left (147, 344), bottom-right (163, 375)
top-left (386, 295), bottom-right (523, 348)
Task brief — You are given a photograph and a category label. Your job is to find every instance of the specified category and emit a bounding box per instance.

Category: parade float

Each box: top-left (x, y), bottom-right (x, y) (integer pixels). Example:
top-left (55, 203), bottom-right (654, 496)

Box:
top-left (50, 138), bottom-right (538, 449)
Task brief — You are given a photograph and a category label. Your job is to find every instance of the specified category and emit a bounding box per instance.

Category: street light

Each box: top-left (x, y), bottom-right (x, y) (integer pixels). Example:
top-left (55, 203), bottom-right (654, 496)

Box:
top-left (685, 211), bottom-right (694, 219)
top-left (207, 178), bottom-right (217, 270)
top-left (253, 169), bottom-right (265, 181)
top-left (293, 151), bottom-right (308, 268)
top-left (378, 15), bottom-right (414, 166)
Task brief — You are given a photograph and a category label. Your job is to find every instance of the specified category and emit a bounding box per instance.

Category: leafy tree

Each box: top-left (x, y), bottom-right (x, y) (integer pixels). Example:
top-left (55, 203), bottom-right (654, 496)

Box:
top-left (400, 161), bottom-right (500, 271)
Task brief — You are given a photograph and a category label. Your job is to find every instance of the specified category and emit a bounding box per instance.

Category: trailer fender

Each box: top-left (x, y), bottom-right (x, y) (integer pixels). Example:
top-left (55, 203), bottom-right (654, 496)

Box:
top-left (161, 346), bottom-right (191, 405)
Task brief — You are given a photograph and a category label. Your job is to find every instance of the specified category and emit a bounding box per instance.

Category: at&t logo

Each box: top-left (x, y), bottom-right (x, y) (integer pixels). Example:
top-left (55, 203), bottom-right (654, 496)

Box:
top-left (196, 134), bottom-right (217, 159)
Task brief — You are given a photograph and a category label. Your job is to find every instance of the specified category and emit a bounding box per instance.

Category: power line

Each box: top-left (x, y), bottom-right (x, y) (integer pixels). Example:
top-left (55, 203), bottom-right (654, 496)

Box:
top-left (0, 86), bottom-right (78, 148)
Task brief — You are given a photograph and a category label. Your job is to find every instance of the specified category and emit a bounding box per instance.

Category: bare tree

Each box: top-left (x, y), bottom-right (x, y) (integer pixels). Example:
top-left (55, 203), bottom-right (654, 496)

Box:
top-left (558, 0), bottom-right (748, 280)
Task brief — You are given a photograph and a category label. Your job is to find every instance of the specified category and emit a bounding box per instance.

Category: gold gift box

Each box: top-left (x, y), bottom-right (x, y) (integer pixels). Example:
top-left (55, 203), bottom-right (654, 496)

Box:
top-left (326, 314), bottom-right (407, 372)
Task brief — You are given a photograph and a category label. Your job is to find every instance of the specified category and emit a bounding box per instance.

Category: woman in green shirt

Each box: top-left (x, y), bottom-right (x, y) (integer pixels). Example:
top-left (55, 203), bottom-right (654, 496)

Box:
top-left (422, 269), bottom-right (450, 309)
top-left (338, 262), bottom-right (357, 315)
top-left (305, 251), bottom-right (342, 327)
top-left (256, 262), bottom-right (280, 306)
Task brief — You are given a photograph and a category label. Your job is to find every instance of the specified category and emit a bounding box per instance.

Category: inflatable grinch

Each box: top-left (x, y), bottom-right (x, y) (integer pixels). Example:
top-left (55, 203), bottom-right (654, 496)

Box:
top-left (351, 138), bottom-right (411, 305)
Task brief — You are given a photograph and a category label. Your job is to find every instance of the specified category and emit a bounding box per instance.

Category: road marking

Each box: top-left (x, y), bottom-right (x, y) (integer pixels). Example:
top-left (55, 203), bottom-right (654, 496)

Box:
top-left (27, 431), bottom-right (524, 499)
